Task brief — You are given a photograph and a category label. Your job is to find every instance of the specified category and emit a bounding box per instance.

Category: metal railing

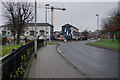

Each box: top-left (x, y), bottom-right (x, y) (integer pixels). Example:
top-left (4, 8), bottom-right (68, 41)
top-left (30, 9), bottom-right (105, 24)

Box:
top-left (0, 39), bottom-right (44, 79)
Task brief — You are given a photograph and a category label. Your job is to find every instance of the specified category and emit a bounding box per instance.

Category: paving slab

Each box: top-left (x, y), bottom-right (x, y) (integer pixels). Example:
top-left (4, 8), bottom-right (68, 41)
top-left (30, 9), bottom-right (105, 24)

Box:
top-left (28, 45), bottom-right (86, 78)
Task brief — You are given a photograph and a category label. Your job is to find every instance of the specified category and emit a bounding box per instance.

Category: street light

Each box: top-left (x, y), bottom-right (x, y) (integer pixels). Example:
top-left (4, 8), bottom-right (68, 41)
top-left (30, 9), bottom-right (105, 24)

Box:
top-left (96, 13), bottom-right (99, 30)
top-left (45, 3), bottom-right (49, 23)
top-left (34, 0), bottom-right (37, 58)
top-left (45, 3), bottom-right (49, 46)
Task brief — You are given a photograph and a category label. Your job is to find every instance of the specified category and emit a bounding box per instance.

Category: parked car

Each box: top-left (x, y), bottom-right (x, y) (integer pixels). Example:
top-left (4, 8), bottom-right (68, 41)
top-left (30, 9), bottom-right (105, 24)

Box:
top-left (20, 35), bottom-right (25, 40)
top-left (39, 36), bottom-right (45, 40)
top-left (29, 36), bottom-right (34, 40)
top-left (11, 36), bottom-right (15, 40)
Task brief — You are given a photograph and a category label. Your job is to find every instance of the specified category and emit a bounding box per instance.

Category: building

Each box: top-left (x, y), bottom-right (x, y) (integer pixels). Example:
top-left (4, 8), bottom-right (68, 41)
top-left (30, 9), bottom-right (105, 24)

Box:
top-left (24, 23), bottom-right (54, 40)
top-left (0, 25), bottom-right (11, 37)
top-left (53, 31), bottom-right (65, 40)
top-left (61, 24), bottom-right (79, 40)
top-left (0, 23), bottom-right (54, 40)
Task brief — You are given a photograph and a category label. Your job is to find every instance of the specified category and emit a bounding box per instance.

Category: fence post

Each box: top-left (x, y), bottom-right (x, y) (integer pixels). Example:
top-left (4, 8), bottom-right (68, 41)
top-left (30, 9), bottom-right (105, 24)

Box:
top-left (12, 48), bottom-right (15, 78)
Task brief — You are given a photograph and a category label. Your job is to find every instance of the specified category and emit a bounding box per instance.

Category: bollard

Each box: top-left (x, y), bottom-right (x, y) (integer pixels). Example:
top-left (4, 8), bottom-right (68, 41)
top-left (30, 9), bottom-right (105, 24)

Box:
top-left (12, 48), bottom-right (15, 52)
top-left (21, 45), bottom-right (23, 47)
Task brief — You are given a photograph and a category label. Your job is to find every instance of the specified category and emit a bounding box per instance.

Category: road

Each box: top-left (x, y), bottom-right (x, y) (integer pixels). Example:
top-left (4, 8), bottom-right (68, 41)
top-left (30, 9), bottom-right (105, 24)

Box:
top-left (59, 40), bottom-right (118, 78)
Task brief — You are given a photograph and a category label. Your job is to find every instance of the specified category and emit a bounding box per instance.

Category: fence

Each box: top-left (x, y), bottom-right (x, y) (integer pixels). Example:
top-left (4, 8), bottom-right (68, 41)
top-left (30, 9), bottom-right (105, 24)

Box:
top-left (0, 39), bottom-right (44, 79)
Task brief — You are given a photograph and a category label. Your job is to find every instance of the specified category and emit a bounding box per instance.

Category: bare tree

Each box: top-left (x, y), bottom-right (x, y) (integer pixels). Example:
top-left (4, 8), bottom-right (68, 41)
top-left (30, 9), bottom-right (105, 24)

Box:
top-left (102, 5), bottom-right (120, 42)
top-left (2, 2), bottom-right (34, 44)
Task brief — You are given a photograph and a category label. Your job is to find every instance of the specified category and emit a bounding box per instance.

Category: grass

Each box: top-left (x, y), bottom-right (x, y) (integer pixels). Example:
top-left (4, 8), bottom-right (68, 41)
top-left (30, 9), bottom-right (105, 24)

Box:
top-left (47, 42), bottom-right (58, 45)
top-left (0, 41), bottom-right (26, 58)
top-left (0, 41), bottom-right (58, 58)
top-left (87, 39), bottom-right (119, 51)
top-left (0, 44), bottom-right (21, 58)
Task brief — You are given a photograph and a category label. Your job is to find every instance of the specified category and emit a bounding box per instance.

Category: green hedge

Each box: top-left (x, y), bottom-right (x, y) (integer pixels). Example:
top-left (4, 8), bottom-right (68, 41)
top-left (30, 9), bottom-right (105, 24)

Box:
top-left (2, 37), bottom-right (7, 45)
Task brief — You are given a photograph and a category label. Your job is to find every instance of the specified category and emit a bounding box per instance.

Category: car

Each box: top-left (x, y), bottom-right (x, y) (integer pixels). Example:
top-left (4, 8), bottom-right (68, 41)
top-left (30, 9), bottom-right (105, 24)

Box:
top-left (39, 36), bottom-right (45, 40)
top-left (20, 35), bottom-right (25, 40)
top-left (29, 36), bottom-right (34, 40)
top-left (11, 36), bottom-right (15, 40)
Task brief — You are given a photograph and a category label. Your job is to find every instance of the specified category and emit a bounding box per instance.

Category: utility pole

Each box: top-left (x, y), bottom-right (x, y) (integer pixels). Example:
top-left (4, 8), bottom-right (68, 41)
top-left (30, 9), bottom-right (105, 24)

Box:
top-left (34, 0), bottom-right (37, 58)
top-left (96, 13), bottom-right (99, 30)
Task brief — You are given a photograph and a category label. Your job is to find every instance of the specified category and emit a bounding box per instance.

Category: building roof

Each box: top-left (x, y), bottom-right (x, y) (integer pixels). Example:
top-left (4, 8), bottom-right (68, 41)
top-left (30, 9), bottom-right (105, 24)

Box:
top-left (62, 24), bottom-right (79, 30)
top-left (0, 23), bottom-right (54, 28)
top-left (27, 23), bottom-right (54, 27)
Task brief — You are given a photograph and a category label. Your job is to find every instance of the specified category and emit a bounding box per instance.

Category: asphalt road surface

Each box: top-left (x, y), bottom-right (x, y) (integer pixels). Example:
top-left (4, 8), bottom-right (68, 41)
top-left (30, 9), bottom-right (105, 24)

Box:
top-left (59, 40), bottom-right (118, 78)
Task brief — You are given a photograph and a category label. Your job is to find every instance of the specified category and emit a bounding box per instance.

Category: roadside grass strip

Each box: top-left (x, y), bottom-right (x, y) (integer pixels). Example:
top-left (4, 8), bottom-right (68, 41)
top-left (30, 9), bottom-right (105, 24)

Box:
top-left (47, 42), bottom-right (58, 45)
top-left (87, 39), bottom-right (119, 51)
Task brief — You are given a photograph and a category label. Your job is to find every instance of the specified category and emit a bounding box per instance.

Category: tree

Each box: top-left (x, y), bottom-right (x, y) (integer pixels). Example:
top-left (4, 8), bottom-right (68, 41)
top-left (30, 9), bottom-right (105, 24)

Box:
top-left (2, 2), bottom-right (34, 44)
top-left (102, 6), bottom-right (120, 42)
top-left (81, 30), bottom-right (89, 40)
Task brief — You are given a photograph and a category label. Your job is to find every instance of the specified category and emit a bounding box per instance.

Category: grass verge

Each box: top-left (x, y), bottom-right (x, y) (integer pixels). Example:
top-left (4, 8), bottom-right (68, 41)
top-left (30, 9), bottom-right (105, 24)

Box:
top-left (47, 42), bottom-right (58, 45)
top-left (0, 44), bottom-right (22, 58)
top-left (87, 39), bottom-right (119, 51)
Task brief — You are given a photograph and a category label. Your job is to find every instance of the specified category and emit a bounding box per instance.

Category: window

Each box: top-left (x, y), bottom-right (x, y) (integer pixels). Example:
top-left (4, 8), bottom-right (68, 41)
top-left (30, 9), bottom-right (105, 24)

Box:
top-left (41, 27), bottom-right (43, 30)
top-left (30, 31), bottom-right (34, 36)
top-left (36, 31), bottom-right (38, 34)
top-left (2, 31), bottom-right (6, 36)
top-left (46, 26), bottom-right (48, 30)
top-left (27, 32), bottom-right (29, 34)
top-left (46, 32), bottom-right (48, 34)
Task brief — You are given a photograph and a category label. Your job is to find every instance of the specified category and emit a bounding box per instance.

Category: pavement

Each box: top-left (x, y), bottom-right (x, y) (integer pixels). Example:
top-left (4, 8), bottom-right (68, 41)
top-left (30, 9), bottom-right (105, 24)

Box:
top-left (59, 40), bottom-right (118, 78)
top-left (28, 45), bottom-right (87, 78)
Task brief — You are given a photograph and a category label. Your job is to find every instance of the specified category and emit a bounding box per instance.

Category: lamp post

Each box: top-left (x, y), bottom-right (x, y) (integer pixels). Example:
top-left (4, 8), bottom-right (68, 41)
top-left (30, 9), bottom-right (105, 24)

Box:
top-left (34, 0), bottom-right (37, 58)
top-left (45, 4), bottom-right (49, 23)
top-left (96, 13), bottom-right (99, 30)
top-left (45, 4), bottom-right (49, 45)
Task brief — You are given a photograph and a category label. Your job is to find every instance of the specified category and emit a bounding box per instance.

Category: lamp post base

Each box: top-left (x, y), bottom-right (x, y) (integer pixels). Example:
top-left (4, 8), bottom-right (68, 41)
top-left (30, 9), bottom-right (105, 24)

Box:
top-left (35, 54), bottom-right (37, 58)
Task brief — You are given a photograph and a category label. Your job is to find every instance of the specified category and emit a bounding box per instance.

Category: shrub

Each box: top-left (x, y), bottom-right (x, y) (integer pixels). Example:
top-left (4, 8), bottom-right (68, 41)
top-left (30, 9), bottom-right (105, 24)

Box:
top-left (2, 37), bottom-right (7, 45)
top-left (27, 40), bottom-right (33, 43)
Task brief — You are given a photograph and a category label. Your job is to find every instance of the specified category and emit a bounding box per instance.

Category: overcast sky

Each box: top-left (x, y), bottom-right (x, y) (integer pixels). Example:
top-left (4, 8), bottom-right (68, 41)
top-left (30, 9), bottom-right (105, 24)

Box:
top-left (0, 1), bottom-right (119, 32)
top-left (37, 2), bottom-right (118, 32)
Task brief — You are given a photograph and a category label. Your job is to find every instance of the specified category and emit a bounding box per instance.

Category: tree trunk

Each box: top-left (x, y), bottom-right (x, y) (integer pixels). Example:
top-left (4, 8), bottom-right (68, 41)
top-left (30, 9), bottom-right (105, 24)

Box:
top-left (118, 31), bottom-right (120, 51)
top-left (118, 31), bottom-right (120, 43)
top-left (14, 33), bottom-right (15, 44)
top-left (115, 32), bottom-right (117, 39)
top-left (112, 32), bottom-right (114, 41)
top-left (17, 33), bottom-right (20, 44)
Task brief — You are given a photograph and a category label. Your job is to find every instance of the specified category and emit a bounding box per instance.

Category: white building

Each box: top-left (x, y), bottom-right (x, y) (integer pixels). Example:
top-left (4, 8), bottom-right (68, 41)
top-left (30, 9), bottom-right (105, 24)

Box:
top-left (61, 24), bottom-right (80, 40)
top-left (0, 23), bottom-right (54, 40)
top-left (0, 25), bottom-right (11, 37)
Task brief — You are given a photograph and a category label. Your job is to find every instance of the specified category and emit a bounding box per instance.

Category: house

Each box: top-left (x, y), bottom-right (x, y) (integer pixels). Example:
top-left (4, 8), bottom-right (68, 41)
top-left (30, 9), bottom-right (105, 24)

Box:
top-left (0, 23), bottom-right (54, 40)
top-left (24, 23), bottom-right (54, 40)
top-left (0, 25), bottom-right (11, 37)
top-left (61, 24), bottom-right (79, 40)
